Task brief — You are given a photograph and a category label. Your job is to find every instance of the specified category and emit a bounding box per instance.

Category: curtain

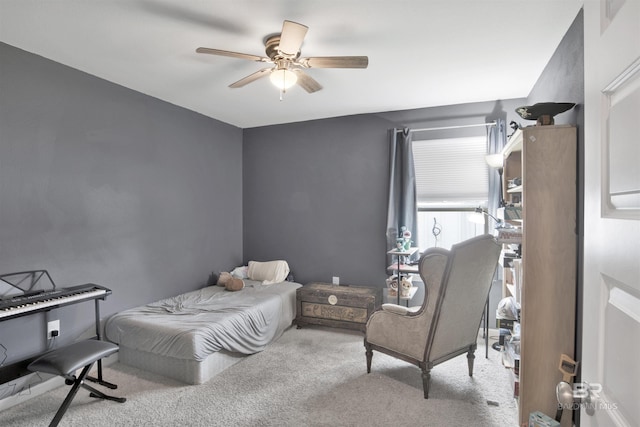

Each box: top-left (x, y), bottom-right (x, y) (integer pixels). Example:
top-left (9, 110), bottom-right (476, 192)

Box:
top-left (386, 128), bottom-right (418, 251)
top-left (487, 119), bottom-right (507, 218)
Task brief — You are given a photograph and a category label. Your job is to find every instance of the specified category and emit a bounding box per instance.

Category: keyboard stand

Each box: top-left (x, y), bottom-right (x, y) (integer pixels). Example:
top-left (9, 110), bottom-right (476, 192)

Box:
top-left (85, 299), bottom-right (117, 389)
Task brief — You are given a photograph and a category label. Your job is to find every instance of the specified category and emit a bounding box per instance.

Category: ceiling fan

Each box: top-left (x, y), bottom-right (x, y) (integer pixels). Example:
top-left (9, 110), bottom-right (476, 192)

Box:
top-left (196, 20), bottom-right (368, 95)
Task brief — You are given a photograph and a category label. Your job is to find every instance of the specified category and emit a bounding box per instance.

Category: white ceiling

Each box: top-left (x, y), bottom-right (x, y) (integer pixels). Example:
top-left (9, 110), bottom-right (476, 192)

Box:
top-left (0, 0), bottom-right (582, 129)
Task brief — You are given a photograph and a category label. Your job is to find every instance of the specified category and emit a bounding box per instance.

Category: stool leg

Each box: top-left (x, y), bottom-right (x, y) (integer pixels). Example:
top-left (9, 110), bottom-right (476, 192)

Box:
top-left (49, 364), bottom-right (93, 427)
top-left (82, 382), bottom-right (126, 403)
top-left (86, 359), bottom-right (118, 390)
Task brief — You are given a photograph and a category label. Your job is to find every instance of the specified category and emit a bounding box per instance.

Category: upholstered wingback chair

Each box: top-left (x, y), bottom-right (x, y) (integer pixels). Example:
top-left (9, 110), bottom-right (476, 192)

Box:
top-left (364, 234), bottom-right (501, 398)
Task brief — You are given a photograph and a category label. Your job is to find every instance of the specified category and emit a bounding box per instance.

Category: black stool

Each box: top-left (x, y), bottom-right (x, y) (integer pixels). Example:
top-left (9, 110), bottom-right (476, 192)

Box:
top-left (28, 340), bottom-right (126, 427)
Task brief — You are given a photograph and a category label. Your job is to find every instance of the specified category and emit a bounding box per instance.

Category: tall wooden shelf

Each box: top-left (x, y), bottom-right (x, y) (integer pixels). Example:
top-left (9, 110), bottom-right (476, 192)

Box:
top-left (502, 125), bottom-right (577, 427)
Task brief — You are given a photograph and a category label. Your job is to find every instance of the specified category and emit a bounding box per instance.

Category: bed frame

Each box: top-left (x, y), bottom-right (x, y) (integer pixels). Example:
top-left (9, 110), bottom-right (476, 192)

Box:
top-left (106, 280), bottom-right (301, 384)
top-left (118, 345), bottom-right (248, 385)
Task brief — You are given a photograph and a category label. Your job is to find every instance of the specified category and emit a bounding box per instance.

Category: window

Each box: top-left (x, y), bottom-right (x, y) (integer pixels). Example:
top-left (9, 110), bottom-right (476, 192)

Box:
top-left (412, 136), bottom-right (488, 207)
top-left (412, 136), bottom-right (488, 250)
top-left (417, 209), bottom-right (484, 250)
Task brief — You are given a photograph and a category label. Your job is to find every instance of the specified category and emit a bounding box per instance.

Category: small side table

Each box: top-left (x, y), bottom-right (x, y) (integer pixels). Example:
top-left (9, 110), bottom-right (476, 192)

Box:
top-left (385, 284), bottom-right (418, 306)
top-left (400, 285), bottom-right (418, 306)
top-left (387, 247), bottom-right (419, 304)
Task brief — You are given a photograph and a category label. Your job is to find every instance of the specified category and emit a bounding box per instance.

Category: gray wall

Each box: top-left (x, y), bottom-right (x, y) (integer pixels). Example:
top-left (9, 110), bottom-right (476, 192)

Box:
top-left (0, 42), bottom-right (243, 369)
top-left (243, 114), bottom-right (391, 287)
top-left (243, 99), bottom-right (526, 292)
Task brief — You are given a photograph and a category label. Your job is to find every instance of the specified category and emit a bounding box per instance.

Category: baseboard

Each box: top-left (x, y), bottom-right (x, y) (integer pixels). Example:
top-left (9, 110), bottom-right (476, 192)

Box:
top-left (0, 376), bottom-right (65, 412)
top-left (0, 351), bottom-right (119, 411)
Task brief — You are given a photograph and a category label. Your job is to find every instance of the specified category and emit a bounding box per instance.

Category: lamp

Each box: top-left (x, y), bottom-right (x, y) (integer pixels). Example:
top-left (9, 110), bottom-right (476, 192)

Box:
top-left (485, 153), bottom-right (505, 207)
top-left (468, 207), bottom-right (507, 229)
top-left (485, 153), bottom-right (503, 169)
top-left (270, 68), bottom-right (297, 90)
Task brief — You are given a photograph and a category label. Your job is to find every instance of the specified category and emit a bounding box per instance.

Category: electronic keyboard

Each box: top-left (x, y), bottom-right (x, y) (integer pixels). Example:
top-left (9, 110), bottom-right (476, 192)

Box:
top-left (0, 284), bottom-right (111, 321)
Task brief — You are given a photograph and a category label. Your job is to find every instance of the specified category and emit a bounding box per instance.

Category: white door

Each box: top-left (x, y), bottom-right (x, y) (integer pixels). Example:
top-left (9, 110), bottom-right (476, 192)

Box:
top-left (582, 1), bottom-right (640, 426)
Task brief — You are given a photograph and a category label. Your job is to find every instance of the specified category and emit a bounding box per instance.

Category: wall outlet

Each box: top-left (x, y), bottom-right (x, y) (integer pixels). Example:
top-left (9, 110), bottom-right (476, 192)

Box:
top-left (332, 276), bottom-right (339, 285)
top-left (47, 320), bottom-right (60, 339)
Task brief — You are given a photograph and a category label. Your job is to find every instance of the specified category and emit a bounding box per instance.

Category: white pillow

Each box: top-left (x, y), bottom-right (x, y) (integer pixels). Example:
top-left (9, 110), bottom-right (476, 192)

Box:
top-left (247, 260), bottom-right (290, 285)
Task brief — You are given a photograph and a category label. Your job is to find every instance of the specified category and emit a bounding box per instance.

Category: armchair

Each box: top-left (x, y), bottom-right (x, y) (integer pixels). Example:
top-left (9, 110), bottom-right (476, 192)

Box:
top-left (365, 234), bottom-right (501, 398)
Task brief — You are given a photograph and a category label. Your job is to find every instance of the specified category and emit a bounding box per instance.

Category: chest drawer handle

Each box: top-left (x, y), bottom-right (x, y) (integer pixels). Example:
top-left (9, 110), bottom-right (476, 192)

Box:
top-left (328, 295), bottom-right (338, 305)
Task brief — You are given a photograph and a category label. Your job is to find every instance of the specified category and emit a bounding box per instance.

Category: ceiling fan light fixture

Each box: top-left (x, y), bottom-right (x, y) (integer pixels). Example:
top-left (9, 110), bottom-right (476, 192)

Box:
top-left (270, 68), bottom-right (297, 90)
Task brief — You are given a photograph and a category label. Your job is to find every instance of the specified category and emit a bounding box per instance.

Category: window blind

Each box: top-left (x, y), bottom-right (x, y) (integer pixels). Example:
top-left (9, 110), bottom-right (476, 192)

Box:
top-left (412, 136), bottom-right (488, 207)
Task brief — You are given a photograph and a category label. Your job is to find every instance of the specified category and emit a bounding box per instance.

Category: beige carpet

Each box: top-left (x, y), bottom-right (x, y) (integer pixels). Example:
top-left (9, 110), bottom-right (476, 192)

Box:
top-left (0, 327), bottom-right (518, 426)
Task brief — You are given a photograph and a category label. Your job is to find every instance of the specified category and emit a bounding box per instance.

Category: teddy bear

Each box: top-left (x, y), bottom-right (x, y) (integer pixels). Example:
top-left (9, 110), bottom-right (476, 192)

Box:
top-left (217, 272), bottom-right (245, 292)
top-left (400, 277), bottom-right (412, 297)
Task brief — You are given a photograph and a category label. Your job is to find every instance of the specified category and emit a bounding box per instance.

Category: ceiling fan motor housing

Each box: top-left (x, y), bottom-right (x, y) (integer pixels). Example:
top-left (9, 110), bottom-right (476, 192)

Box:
top-left (265, 35), bottom-right (300, 61)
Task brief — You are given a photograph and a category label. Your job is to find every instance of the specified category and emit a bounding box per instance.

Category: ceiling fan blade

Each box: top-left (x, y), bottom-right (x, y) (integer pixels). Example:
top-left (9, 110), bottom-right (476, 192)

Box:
top-left (300, 56), bottom-right (369, 69)
top-left (229, 68), bottom-right (272, 88)
top-left (278, 20), bottom-right (308, 56)
top-left (293, 69), bottom-right (322, 93)
top-left (196, 47), bottom-right (269, 63)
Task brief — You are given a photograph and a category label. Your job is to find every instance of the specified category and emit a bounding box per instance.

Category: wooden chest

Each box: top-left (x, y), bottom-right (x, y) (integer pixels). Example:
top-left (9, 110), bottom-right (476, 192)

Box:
top-left (296, 282), bottom-right (382, 332)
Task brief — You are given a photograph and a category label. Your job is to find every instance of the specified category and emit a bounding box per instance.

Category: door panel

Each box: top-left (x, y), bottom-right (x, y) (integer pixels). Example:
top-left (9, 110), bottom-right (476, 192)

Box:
top-left (583, 0), bottom-right (640, 426)
top-left (602, 58), bottom-right (640, 216)
top-left (599, 275), bottom-right (640, 424)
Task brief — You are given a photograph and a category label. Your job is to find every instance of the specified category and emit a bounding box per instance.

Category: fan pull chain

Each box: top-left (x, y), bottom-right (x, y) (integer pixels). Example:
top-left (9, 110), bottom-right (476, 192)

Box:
top-left (279, 87), bottom-right (289, 101)
top-left (279, 70), bottom-right (287, 101)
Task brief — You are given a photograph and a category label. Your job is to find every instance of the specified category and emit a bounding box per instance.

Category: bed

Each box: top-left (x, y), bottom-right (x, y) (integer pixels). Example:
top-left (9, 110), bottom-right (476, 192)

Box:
top-left (104, 263), bottom-right (301, 385)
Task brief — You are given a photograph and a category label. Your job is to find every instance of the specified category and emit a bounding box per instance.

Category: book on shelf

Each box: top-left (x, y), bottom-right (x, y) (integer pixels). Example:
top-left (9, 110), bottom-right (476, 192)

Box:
top-left (497, 227), bottom-right (522, 244)
top-left (512, 258), bottom-right (522, 304)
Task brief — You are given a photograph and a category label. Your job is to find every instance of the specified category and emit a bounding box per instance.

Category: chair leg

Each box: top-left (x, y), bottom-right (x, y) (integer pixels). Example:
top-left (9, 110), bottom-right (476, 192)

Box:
top-left (365, 342), bottom-right (373, 373)
top-left (421, 368), bottom-right (431, 399)
top-left (467, 348), bottom-right (475, 377)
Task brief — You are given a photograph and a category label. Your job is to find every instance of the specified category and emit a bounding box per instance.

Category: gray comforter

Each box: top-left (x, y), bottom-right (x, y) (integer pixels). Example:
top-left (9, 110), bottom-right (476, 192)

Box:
top-left (104, 280), bottom-right (301, 361)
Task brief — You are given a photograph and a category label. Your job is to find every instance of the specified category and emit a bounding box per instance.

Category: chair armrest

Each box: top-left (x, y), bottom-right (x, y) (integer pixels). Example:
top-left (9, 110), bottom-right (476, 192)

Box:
top-left (381, 304), bottom-right (420, 316)
top-left (364, 249), bottom-right (449, 362)
top-left (366, 305), bottom-right (431, 361)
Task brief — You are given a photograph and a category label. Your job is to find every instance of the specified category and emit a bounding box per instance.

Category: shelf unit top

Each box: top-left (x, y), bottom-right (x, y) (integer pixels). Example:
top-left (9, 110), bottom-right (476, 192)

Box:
top-left (386, 263), bottom-right (419, 273)
top-left (507, 185), bottom-right (523, 193)
top-left (503, 128), bottom-right (523, 158)
top-left (387, 247), bottom-right (420, 256)
top-left (502, 125), bottom-right (575, 159)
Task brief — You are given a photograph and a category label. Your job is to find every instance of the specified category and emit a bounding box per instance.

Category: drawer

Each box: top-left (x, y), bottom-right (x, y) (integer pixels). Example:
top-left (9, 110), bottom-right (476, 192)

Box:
top-left (300, 301), bottom-right (369, 324)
